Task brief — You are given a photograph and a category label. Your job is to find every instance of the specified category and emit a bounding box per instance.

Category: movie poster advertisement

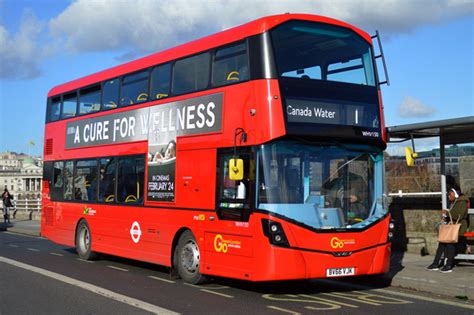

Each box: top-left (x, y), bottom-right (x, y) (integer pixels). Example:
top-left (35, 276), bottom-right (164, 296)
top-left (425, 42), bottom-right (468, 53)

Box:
top-left (147, 129), bottom-right (177, 202)
top-left (146, 93), bottom-right (223, 202)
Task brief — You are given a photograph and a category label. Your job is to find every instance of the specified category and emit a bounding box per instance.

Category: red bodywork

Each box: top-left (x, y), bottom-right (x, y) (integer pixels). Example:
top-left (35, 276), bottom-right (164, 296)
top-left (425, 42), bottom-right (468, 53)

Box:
top-left (41, 14), bottom-right (389, 281)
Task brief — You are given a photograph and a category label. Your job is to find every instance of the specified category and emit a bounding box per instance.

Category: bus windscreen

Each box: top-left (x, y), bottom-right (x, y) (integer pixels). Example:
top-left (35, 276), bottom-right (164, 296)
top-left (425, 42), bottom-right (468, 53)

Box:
top-left (271, 21), bottom-right (376, 87)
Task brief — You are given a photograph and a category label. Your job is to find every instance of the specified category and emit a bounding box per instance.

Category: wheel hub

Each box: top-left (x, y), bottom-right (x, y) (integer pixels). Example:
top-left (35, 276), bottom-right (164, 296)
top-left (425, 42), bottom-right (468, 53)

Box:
top-left (79, 227), bottom-right (90, 253)
top-left (181, 240), bottom-right (200, 273)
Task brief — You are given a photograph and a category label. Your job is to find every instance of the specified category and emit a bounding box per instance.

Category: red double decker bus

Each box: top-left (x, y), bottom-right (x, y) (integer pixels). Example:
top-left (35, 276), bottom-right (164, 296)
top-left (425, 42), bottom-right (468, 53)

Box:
top-left (42, 14), bottom-right (392, 284)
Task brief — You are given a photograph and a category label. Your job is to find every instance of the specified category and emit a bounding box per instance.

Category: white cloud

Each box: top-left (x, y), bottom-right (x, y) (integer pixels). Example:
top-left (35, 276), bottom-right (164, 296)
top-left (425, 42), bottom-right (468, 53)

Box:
top-left (3, 0), bottom-right (473, 79)
top-left (0, 10), bottom-right (50, 79)
top-left (48, 0), bottom-right (474, 56)
top-left (399, 96), bottom-right (436, 118)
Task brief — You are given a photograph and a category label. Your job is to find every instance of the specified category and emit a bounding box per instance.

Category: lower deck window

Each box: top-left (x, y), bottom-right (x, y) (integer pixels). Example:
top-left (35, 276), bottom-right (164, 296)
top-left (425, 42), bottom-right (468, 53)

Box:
top-left (49, 154), bottom-right (144, 205)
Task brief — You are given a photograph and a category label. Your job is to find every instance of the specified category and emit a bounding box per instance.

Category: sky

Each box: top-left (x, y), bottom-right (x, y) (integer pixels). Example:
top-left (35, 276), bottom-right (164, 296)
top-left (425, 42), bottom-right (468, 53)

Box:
top-left (0, 0), bottom-right (473, 157)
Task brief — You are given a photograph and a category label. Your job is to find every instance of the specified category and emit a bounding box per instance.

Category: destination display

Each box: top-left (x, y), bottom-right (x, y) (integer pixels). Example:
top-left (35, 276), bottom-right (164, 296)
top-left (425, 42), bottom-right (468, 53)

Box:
top-left (285, 97), bottom-right (380, 130)
top-left (65, 93), bottom-right (223, 202)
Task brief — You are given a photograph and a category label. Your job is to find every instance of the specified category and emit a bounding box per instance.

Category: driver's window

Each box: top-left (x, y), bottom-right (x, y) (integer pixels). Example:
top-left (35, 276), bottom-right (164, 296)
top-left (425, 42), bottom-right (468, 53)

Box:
top-left (217, 151), bottom-right (254, 221)
top-left (220, 157), bottom-right (249, 206)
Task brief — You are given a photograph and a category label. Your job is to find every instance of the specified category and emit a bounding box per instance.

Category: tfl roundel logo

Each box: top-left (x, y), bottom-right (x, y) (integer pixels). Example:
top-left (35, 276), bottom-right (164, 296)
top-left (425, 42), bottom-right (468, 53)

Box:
top-left (130, 221), bottom-right (142, 243)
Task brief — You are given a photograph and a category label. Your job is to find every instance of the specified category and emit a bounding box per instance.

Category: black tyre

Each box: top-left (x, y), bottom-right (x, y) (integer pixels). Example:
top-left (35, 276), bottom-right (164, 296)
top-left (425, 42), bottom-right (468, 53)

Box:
top-left (174, 230), bottom-right (206, 284)
top-left (75, 220), bottom-right (98, 260)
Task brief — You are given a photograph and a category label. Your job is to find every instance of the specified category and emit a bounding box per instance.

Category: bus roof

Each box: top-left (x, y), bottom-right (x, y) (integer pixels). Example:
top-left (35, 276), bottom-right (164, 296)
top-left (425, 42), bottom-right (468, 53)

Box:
top-left (48, 13), bottom-right (372, 97)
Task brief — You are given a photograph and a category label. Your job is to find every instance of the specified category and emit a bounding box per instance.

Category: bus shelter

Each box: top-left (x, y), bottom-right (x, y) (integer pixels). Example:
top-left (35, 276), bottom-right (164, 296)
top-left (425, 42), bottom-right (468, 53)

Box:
top-left (387, 116), bottom-right (474, 260)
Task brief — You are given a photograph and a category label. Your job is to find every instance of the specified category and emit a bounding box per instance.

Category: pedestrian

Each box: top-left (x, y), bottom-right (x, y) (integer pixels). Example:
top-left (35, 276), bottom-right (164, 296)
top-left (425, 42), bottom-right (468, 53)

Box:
top-left (426, 188), bottom-right (469, 273)
top-left (2, 188), bottom-right (14, 224)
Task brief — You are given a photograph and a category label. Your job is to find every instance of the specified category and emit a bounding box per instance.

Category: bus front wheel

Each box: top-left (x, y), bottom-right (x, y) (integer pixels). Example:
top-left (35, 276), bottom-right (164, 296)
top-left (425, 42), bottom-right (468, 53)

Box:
top-left (174, 230), bottom-right (206, 284)
top-left (75, 220), bottom-right (98, 260)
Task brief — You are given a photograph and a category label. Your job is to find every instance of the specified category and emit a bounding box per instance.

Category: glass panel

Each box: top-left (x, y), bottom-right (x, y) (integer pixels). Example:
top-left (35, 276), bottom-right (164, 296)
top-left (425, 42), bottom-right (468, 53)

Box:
top-left (99, 157), bottom-right (116, 202)
top-left (271, 20), bottom-right (376, 86)
top-left (49, 97), bottom-right (61, 122)
top-left (102, 78), bottom-right (119, 110)
top-left (63, 161), bottom-right (74, 200)
top-left (51, 161), bottom-right (64, 200)
top-left (450, 143), bottom-right (474, 199)
top-left (150, 64), bottom-right (171, 100)
top-left (120, 70), bottom-right (149, 106)
top-left (219, 155), bottom-right (251, 207)
top-left (258, 141), bottom-right (384, 230)
top-left (117, 156), bottom-right (144, 203)
top-left (385, 137), bottom-right (441, 193)
top-left (172, 53), bottom-right (210, 95)
top-left (74, 159), bottom-right (98, 201)
top-left (212, 43), bottom-right (248, 87)
top-left (282, 66), bottom-right (321, 79)
top-left (61, 94), bottom-right (77, 119)
top-left (327, 58), bottom-right (368, 85)
top-left (79, 86), bottom-right (101, 115)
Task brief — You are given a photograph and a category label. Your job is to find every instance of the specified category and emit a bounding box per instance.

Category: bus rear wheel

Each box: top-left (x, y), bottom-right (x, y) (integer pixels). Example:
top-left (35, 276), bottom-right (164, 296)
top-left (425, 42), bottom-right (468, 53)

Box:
top-left (76, 220), bottom-right (98, 260)
top-left (174, 230), bottom-right (206, 284)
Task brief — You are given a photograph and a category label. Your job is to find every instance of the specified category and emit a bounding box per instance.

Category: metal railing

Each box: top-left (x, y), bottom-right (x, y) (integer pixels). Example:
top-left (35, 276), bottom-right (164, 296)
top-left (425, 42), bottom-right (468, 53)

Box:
top-left (388, 190), bottom-right (442, 197)
top-left (11, 198), bottom-right (41, 212)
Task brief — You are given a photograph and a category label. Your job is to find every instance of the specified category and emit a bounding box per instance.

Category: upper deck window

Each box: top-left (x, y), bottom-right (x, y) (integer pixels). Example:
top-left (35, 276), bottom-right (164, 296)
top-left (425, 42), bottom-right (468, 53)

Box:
top-left (79, 85), bottom-right (101, 115)
top-left (150, 63), bottom-right (171, 100)
top-left (120, 70), bottom-right (149, 106)
top-left (212, 42), bottom-right (249, 87)
top-left (49, 96), bottom-right (61, 122)
top-left (172, 52), bottom-right (210, 95)
top-left (271, 21), bottom-right (376, 86)
top-left (61, 92), bottom-right (77, 119)
top-left (102, 78), bottom-right (119, 110)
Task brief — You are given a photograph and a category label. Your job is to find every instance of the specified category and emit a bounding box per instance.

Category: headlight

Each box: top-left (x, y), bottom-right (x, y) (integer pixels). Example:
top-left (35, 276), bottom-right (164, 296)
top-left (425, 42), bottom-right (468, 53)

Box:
top-left (262, 219), bottom-right (289, 247)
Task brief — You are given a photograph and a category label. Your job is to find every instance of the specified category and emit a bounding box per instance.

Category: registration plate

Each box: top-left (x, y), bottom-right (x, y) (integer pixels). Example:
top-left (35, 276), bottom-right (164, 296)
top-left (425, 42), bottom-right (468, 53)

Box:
top-left (326, 267), bottom-right (355, 277)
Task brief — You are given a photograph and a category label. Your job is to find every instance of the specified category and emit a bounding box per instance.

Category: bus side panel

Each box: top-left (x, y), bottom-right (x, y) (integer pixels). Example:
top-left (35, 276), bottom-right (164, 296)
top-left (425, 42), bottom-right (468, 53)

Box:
top-left (174, 149), bottom-right (217, 210)
top-left (200, 214), bottom-right (307, 281)
top-left (41, 202), bottom-right (82, 248)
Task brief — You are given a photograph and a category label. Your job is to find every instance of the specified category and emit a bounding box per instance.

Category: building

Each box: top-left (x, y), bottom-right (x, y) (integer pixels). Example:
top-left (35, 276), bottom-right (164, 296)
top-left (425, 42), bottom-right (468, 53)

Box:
top-left (0, 152), bottom-right (43, 199)
top-left (416, 145), bottom-right (474, 175)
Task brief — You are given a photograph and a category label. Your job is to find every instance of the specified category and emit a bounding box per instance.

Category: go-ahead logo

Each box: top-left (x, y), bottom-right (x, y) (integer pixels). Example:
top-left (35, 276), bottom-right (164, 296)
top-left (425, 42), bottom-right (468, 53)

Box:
top-left (330, 237), bottom-right (355, 249)
top-left (213, 234), bottom-right (241, 253)
top-left (130, 221), bottom-right (142, 244)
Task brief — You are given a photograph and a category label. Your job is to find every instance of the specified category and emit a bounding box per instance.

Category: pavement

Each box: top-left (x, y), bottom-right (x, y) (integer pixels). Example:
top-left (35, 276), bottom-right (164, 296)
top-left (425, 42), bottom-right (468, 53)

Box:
top-left (1, 218), bottom-right (473, 301)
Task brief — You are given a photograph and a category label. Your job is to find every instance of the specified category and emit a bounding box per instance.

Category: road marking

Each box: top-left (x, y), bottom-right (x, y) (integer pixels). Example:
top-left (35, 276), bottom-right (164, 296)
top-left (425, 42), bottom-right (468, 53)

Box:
top-left (299, 294), bottom-right (358, 308)
top-left (50, 252), bottom-right (64, 257)
top-left (0, 256), bottom-right (179, 315)
top-left (373, 288), bottom-right (474, 310)
top-left (184, 282), bottom-right (234, 298)
top-left (149, 275), bottom-right (176, 284)
top-left (318, 279), bottom-right (474, 310)
top-left (107, 265), bottom-right (129, 272)
top-left (266, 306), bottom-right (301, 314)
top-left (200, 289), bottom-right (234, 298)
top-left (322, 292), bottom-right (381, 306)
top-left (8, 244), bottom-right (19, 248)
top-left (182, 283), bottom-right (229, 290)
top-left (77, 258), bottom-right (94, 264)
top-left (27, 248), bottom-right (40, 252)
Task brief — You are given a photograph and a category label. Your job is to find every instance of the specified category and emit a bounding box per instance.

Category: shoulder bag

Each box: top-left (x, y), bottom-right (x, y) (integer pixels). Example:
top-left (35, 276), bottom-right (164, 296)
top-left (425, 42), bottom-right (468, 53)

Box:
top-left (437, 211), bottom-right (461, 243)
